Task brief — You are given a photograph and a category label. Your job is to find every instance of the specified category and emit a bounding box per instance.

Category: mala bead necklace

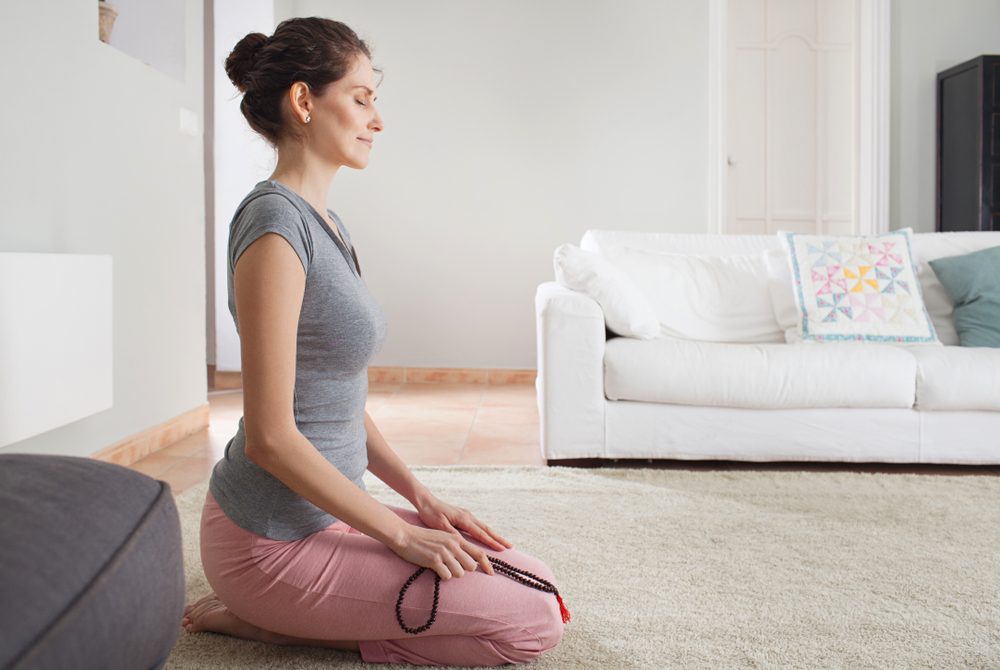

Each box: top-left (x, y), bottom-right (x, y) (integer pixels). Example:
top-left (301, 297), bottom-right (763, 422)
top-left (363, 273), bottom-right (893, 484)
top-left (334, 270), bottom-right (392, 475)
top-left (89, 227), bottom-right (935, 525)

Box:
top-left (395, 556), bottom-right (572, 635)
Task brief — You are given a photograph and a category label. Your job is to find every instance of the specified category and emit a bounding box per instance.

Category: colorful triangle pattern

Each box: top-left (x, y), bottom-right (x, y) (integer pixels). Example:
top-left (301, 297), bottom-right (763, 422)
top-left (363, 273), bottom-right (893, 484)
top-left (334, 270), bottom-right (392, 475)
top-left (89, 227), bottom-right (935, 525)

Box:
top-left (786, 231), bottom-right (933, 341)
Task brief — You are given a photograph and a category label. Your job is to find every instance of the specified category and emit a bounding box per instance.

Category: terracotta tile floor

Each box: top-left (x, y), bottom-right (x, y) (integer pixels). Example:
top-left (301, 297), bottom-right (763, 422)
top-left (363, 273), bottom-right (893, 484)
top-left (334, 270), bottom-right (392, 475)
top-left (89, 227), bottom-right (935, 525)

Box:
top-left (127, 382), bottom-right (542, 496)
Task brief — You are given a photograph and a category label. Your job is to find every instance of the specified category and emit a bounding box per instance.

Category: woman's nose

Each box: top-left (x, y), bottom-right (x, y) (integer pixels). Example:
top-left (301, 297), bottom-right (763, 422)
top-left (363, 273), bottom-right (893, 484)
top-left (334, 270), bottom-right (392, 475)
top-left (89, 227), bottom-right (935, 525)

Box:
top-left (371, 107), bottom-right (384, 133)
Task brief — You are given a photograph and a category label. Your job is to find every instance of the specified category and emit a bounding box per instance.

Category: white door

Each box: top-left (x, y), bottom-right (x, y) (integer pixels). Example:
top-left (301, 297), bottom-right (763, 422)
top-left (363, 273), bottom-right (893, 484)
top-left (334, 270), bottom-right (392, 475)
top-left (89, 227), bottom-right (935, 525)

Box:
top-left (725, 0), bottom-right (857, 235)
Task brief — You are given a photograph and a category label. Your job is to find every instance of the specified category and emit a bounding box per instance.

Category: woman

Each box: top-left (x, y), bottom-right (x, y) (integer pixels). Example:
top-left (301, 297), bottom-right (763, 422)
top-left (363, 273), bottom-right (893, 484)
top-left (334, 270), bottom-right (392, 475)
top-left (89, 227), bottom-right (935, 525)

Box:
top-left (180, 17), bottom-right (566, 666)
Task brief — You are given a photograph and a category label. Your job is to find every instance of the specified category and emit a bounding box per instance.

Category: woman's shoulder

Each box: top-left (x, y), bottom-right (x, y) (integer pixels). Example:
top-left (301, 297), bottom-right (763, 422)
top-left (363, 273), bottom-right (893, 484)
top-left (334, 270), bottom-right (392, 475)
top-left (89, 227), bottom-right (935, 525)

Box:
top-left (235, 181), bottom-right (307, 224)
top-left (228, 182), bottom-right (315, 271)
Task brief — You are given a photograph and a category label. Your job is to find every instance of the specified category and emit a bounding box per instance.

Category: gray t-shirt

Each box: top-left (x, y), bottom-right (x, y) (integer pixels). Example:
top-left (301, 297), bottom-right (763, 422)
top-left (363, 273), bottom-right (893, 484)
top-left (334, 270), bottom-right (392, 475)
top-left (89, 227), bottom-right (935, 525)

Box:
top-left (208, 179), bottom-right (387, 541)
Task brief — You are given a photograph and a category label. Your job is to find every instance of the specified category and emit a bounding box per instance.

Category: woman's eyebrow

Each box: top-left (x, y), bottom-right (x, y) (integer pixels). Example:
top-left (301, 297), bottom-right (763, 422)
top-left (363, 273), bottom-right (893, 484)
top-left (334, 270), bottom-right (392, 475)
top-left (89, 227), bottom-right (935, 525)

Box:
top-left (352, 85), bottom-right (376, 94)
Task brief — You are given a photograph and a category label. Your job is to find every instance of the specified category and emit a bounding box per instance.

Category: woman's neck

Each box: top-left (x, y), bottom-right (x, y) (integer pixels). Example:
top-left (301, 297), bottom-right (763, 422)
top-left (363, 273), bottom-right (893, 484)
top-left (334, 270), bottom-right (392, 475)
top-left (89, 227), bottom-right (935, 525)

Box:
top-left (269, 147), bottom-right (339, 217)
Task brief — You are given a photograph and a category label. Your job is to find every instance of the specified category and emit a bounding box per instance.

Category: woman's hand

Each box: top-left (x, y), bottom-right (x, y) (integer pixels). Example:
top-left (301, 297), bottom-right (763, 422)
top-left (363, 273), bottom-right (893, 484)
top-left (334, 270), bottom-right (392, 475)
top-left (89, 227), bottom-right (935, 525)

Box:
top-left (415, 492), bottom-right (513, 553)
top-left (390, 524), bottom-right (495, 580)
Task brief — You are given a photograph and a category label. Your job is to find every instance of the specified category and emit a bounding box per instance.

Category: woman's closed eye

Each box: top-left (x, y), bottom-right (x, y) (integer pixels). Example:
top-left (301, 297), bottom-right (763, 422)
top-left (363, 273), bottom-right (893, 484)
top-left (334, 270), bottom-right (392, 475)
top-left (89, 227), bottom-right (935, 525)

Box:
top-left (356, 99), bottom-right (367, 107)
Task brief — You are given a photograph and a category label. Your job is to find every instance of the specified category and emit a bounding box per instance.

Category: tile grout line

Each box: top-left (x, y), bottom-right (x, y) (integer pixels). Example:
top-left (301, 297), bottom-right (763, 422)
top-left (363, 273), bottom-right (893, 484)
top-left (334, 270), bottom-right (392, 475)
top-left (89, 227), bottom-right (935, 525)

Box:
top-left (456, 385), bottom-right (488, 464)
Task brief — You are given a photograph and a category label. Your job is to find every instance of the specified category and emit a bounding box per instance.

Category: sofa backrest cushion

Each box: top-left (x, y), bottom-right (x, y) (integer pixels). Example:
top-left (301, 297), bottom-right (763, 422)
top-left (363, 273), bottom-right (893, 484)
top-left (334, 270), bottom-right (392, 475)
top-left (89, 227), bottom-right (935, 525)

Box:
top-left (582, 230), bottom-right (778, 256)
top-left (599, 245), bottom-right (783, 342)
top-left (582, 230), bottom-right (1000, 346)
top-left (553, 243), bottom-right (660, 339)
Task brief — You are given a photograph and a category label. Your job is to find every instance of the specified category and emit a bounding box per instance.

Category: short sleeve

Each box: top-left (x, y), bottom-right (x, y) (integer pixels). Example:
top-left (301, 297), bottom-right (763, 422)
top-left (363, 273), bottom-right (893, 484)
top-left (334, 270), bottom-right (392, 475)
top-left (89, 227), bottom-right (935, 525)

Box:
top-left (229, 193), bottom-right (313, 276)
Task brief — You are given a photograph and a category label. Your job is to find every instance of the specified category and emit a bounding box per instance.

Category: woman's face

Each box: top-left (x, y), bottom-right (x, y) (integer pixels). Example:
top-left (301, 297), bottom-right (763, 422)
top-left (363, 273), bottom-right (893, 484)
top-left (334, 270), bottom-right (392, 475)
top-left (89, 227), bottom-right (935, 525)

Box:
top-left (309, 55), bottom-right (384, 169)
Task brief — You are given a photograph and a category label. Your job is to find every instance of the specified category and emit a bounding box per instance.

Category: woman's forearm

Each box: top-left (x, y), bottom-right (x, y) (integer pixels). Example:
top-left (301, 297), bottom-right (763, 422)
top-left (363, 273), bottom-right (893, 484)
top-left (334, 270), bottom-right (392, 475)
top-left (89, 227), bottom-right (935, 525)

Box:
top-left (364, 410), bottom-right (433, 508)
top-left (245, 431), bottom-right (410, 549)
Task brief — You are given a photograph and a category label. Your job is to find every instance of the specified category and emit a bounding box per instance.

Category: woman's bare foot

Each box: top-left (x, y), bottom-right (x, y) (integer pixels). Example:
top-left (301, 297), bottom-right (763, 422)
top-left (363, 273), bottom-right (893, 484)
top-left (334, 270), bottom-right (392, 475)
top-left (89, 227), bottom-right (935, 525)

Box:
top-left (181, 592), bottom-right (360, 652)
top-left (181, 593), bottom-right (275, 642)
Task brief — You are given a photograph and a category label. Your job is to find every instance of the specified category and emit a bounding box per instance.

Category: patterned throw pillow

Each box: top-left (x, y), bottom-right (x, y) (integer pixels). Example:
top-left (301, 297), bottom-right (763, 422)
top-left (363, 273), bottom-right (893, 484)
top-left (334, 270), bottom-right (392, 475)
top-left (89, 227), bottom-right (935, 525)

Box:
top-left (778, 229), bottom-right (939, 344)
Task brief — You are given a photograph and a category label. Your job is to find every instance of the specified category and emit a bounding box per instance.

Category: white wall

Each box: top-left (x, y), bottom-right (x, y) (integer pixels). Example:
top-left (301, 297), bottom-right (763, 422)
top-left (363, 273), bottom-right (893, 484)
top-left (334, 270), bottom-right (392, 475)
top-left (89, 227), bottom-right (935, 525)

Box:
top-left (230, 1), bottom-right (1000, 369)
top-left (268, 0), bottom-right (710, 369)
top-left (891, 0), bottom-right (1000, 232)
top-left (107, 0), bottom-right (186, 82)
top-left (212, 0), bottom-right (279, 372)
top-left (0, 0), bottom-right (206, 457)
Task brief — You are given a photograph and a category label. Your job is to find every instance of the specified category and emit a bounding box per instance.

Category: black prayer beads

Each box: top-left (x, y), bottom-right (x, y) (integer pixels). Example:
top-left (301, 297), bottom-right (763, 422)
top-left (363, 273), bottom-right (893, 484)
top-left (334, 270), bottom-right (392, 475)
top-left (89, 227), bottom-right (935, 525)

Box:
top-left (395, 555), bottom-right (570, 635)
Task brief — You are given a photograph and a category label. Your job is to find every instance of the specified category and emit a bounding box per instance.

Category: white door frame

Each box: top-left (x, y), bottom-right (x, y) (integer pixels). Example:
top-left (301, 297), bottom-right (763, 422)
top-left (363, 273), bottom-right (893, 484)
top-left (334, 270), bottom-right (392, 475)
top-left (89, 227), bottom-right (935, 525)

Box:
top-left (707, 0), bottom-right (891, 235)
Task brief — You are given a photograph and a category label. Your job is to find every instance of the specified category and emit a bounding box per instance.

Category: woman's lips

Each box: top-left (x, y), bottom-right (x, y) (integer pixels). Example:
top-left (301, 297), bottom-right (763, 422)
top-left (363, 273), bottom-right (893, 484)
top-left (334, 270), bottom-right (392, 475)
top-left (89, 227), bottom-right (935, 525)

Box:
top-left (358, 138), bottom-right (373, 147)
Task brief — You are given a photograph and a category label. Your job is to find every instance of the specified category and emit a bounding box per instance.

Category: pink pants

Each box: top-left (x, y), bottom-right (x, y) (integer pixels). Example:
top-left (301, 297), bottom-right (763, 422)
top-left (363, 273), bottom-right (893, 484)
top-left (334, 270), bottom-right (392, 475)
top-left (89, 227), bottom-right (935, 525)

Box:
top-left (199, 490), bottom-right (565, 666)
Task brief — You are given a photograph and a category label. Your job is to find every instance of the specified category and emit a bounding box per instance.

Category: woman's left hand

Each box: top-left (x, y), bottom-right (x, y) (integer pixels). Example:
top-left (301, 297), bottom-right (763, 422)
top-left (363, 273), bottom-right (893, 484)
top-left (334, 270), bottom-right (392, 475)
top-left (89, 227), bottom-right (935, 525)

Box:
top-left (415, 492), bottom-right (513, 553)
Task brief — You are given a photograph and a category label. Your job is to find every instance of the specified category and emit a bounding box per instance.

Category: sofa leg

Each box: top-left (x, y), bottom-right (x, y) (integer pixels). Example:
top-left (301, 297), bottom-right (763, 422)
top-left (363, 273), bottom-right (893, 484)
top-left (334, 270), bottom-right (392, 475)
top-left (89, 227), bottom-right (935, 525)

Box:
top-left (546, 458), bottom-right (607, 468)
top-left (546, 457), bottom-right (667, 468)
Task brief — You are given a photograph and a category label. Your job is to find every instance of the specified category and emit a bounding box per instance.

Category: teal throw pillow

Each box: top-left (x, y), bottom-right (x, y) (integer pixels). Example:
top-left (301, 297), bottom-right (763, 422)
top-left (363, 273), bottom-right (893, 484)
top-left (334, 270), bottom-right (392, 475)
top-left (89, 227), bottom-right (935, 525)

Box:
top-left (928, 245), bottom-right (1000, 347)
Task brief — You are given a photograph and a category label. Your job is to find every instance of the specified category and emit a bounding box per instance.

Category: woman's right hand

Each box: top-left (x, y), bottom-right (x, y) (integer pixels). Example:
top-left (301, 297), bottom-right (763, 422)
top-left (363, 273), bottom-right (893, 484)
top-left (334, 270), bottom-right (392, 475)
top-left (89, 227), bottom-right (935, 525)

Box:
top-left (390, 524), bottom-right (494, 580)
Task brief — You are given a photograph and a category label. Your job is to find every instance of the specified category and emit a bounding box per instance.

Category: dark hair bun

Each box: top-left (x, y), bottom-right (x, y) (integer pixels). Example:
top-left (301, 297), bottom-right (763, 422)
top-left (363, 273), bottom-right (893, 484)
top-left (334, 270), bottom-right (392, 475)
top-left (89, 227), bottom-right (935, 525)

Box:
top-left (225, 32), bottom-right (268, 92)
top-left (225, 18), bottom-right (378, 146)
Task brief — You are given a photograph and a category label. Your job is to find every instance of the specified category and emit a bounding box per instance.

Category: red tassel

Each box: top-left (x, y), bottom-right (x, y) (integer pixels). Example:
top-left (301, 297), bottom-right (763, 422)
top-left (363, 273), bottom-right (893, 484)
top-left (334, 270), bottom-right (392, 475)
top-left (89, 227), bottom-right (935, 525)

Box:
top-left (556, 594), bottom-right (571, 623)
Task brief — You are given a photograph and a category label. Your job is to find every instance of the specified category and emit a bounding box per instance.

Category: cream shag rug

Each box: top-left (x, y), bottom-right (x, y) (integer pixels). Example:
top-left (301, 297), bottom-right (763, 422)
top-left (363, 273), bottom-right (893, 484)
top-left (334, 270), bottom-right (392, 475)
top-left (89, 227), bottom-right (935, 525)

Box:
top-left (166, 466), bottom-right (1000, 669)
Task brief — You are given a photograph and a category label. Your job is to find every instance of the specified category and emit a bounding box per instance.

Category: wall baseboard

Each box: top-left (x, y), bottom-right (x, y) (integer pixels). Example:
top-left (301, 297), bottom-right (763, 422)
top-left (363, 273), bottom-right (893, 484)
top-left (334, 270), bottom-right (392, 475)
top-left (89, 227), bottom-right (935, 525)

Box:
top-left (208, 365), bottom-right (536, 389)
top-left (92, 404), bottom-right (210, 467)
top-left (208, 364), bottom-right (242, 390)
top-left (369, 367), bottom-right (536, 384)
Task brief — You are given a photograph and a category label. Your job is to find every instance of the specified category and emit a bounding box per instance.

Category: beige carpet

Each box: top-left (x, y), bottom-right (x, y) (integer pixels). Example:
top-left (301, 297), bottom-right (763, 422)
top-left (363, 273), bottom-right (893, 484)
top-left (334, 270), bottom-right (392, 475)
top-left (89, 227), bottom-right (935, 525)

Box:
top-left (166, 465), bottom-right (1000, 669)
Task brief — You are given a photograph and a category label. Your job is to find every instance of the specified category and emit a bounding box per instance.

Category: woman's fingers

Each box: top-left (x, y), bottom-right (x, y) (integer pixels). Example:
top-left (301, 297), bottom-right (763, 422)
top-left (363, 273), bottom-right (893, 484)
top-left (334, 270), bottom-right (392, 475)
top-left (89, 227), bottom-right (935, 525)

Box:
top-left (446, 517), bottom-right (507, 553)
top-left (483, 526), bottom-right (511, 550)
top-left (439, 506), bottom-right (513, 551)
top-left (443, 554), bottom-right (464, 579)
top-left (418, 529), bottom-right (504, 580)
top-left (435, 552), bottom-right (460, 580)
top-left (478, 550), bottom-right (495, 575)
top-left (456, 542), bottom-right (481, 574)
top-left (463, 540), bottom-right (495, 575)
top-left (444, 541), bottom-right (492, 579)
top-left (478, 520), bottom-right (513, 548)
top-left (465, 518), bottom-right (512, 551)
top-left (441, 537), bottom-right (476, 579)
top-left (434, 560), bottom-right (453, 581)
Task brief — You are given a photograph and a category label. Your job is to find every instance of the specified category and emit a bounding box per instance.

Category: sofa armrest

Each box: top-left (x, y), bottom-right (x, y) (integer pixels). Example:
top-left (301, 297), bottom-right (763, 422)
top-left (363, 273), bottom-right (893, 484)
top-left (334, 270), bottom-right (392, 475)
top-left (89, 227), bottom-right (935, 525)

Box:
top-left (535, 282), bottom-right (607, 460)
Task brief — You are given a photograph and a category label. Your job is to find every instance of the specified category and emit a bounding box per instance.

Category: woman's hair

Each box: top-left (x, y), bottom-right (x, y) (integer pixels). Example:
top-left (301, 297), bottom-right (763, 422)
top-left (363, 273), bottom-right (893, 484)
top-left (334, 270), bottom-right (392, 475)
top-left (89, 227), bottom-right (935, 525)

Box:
top-left (224, 17), bottom-right (380, 145)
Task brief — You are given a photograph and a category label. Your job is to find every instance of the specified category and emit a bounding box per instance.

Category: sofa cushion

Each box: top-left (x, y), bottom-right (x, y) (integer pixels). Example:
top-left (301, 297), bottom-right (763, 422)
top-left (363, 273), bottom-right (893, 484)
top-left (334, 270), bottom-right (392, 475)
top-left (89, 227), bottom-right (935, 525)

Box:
top-left (777, 229), bottom-right (939, 345)
top-left (600, 246), bottom-right (783, 343)
top-left (910, 345), bottom-right (1000, 410)
top-left (605, 336), bottom-right (917, 409)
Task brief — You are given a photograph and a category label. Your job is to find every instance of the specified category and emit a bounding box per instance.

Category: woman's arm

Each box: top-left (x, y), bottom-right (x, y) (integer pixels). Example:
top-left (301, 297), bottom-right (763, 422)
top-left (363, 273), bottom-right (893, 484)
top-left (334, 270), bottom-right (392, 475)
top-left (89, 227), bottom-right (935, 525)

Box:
top-left (364, 409), bottom-right (513, 552)
top-left (235, 233), bottom-right (409, 551)
top-left (364, 410), bottom-right (433, 508)
top-left (236, 231), bottom-right (497, 579)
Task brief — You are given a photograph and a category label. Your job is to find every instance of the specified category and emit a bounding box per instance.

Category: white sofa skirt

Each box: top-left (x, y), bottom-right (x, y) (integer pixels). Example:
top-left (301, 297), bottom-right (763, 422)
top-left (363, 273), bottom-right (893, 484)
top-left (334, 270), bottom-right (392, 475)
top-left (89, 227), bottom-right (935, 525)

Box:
top-left (540, 393), bottom-right (1000, 465)
top-left (604, 402), bottom-right (1000, 465)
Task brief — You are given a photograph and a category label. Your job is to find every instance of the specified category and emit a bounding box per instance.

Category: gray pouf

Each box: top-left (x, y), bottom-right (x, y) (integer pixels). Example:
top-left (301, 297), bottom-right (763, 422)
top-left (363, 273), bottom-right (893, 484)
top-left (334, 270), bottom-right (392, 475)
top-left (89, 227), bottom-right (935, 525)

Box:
top-left (0, 454), bottom-right (184, 670)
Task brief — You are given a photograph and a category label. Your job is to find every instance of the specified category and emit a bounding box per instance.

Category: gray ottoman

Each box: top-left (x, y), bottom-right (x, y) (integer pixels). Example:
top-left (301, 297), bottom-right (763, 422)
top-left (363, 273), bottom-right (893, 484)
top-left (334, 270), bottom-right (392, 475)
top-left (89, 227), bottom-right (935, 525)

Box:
top-left (0, 454), bottom-right (184, 670)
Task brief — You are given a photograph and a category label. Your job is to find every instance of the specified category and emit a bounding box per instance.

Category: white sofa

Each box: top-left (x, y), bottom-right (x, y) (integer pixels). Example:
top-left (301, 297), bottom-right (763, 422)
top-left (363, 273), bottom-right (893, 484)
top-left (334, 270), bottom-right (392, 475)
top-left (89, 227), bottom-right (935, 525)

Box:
top-left (535, 230), bottom-right (1000, 465)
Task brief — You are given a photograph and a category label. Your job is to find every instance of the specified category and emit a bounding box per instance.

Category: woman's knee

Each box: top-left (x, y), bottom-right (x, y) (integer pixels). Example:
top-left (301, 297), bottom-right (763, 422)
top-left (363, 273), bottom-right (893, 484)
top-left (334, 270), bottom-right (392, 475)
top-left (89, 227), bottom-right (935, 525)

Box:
top-left (537, 600), bottom-right (566, 653)
top-left (508, 591), bottom-right (568, 662)
top-left (489, 610), bottom-right (565, 665)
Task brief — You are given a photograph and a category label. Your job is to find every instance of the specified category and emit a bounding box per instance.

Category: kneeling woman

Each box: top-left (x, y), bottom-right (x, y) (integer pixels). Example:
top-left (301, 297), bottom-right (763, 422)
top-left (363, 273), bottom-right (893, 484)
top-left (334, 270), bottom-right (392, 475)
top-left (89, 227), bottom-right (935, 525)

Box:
top-left (180, 16), bottom-right (567, 667)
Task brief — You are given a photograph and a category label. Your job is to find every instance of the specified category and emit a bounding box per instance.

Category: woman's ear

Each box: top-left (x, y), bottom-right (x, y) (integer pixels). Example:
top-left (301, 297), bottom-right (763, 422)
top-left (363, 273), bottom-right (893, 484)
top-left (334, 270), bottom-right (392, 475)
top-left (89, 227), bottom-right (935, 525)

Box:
top-left (287, 81), bottom-right (312, 124)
